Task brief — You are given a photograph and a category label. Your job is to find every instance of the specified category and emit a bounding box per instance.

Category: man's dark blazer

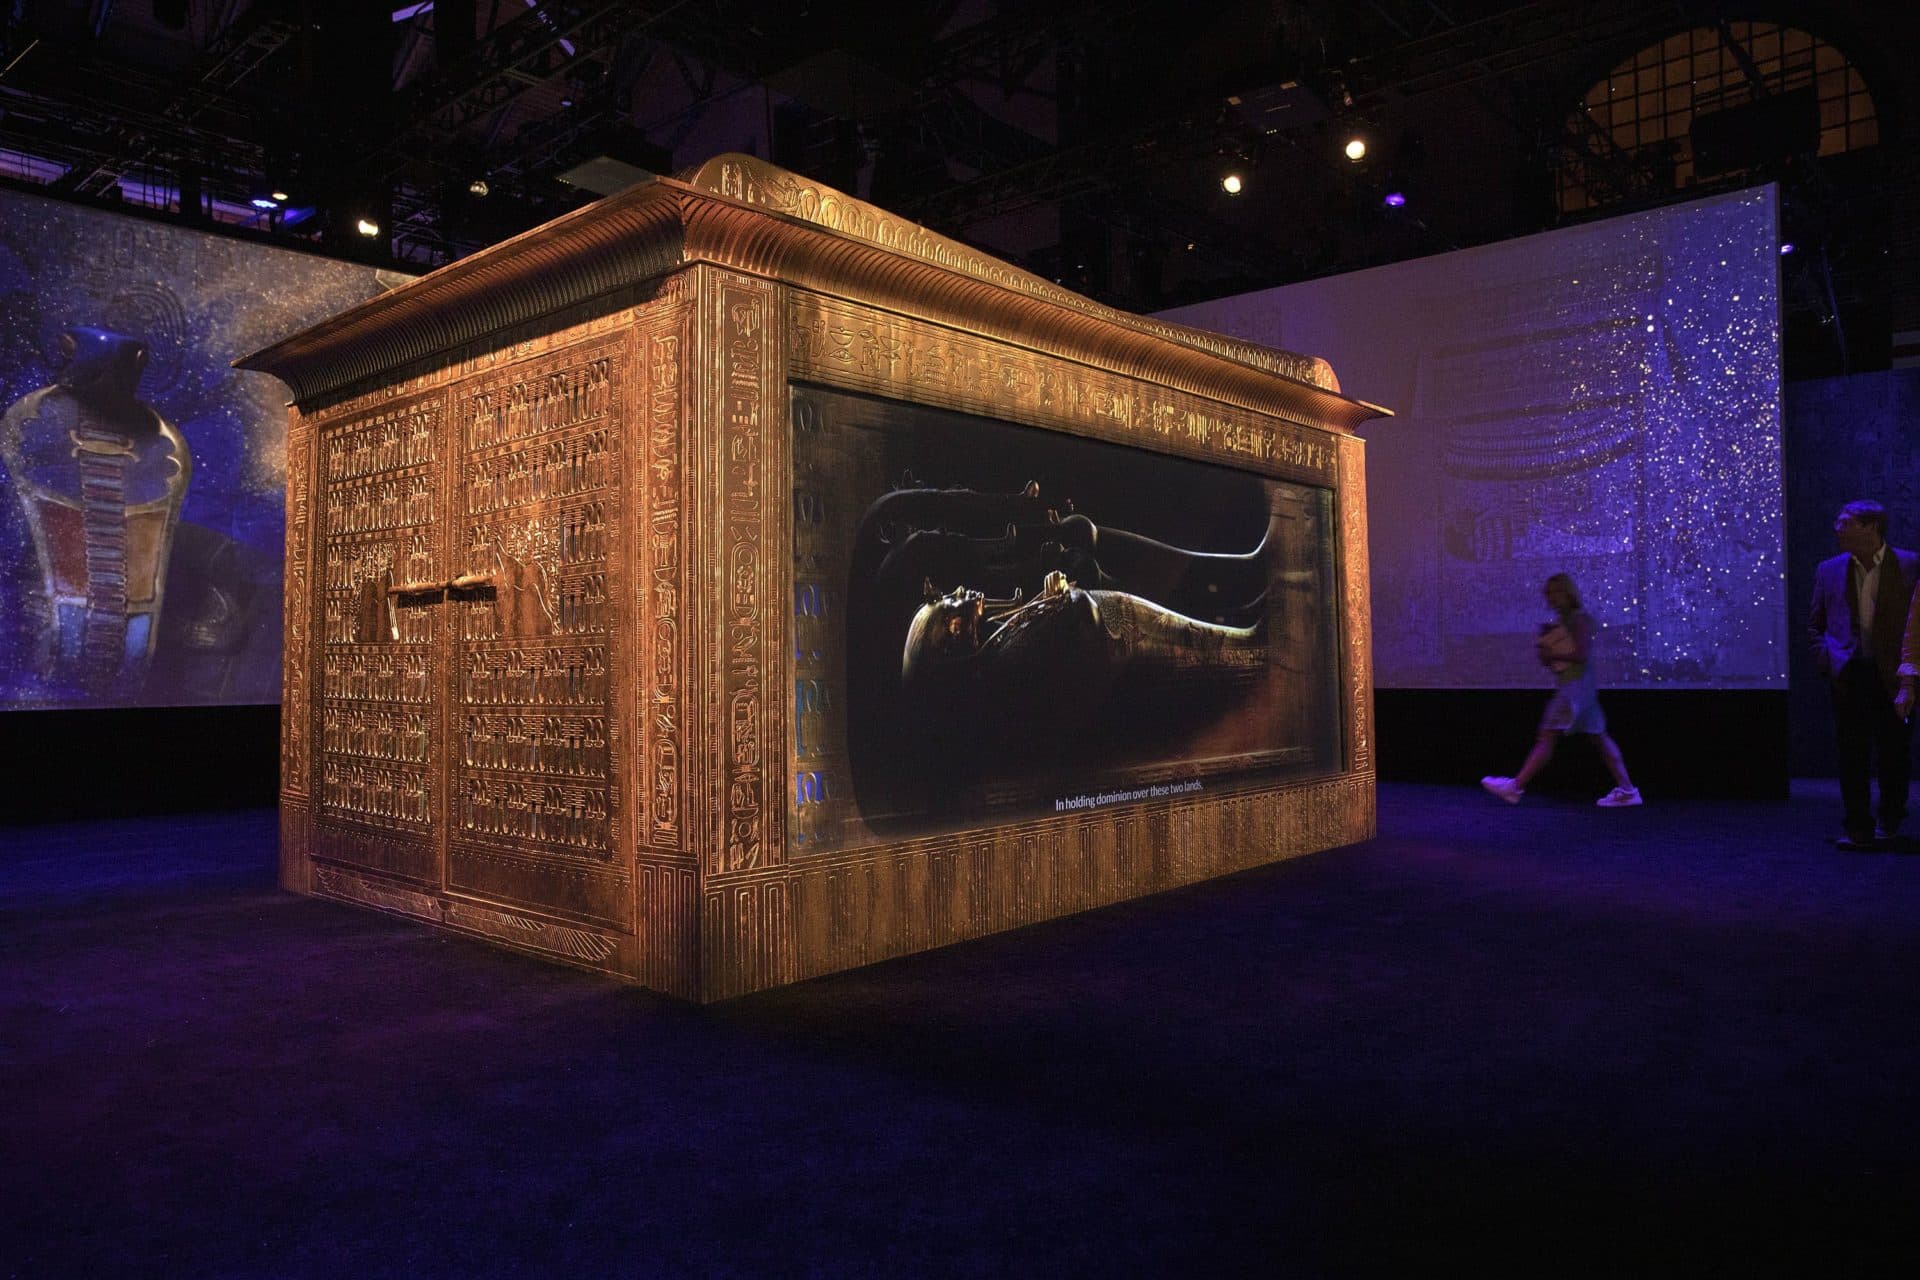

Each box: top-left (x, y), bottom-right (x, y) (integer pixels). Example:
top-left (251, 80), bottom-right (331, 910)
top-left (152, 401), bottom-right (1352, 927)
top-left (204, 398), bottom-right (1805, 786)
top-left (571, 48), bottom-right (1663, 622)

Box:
top-left (1809, 545), bottom-right (1920, 690)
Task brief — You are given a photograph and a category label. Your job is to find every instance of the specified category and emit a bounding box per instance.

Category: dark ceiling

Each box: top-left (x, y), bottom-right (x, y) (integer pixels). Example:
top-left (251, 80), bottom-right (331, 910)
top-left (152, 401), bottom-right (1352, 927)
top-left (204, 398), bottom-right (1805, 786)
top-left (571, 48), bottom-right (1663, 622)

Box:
top-left (0, 0), bottom-right (1914, 373)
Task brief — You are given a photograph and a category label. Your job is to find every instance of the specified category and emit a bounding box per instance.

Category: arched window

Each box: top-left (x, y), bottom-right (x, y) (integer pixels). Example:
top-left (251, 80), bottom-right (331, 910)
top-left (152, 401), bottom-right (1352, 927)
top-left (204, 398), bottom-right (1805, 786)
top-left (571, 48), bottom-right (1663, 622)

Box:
top-left (1557, 23), bottom-right (1876, 213)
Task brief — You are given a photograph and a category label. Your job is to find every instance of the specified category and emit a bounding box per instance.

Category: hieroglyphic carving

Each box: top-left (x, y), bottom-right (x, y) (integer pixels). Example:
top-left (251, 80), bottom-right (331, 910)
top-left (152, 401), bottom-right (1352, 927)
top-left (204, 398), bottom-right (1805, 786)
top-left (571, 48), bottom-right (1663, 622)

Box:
top-left (460, 775), bottom-right (610, 850)
top-left (463, 427), bottom-right (612, 515)
top-left (452, 341), bottom-right (623, 866)
top-left (1338, 435), bottom-right (1373, 775)
top-left (323, 706), bottom-right (432, 763)
top-left (322, 402), bottom-right (437, 482)
top-left (714, 273), bottom-right (777, 873)
top-left (282, 417), bottom-right (313, 797)
top-left (316, 396), bottom-right (441, 841)
top-left (787, 295), bottom-right (1339, 484)
top-left (464, 356), bottom-right (612, 451)
top-left (638, 286), bottom-right (693, 852)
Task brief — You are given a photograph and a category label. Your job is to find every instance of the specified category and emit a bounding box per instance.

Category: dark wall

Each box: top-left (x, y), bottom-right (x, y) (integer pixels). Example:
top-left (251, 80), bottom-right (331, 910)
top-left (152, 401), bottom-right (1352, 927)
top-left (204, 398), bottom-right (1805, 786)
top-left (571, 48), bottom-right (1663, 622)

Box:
top-left (1784, 367), bottom-right (1920, 776)
top-left (1, 706), bottom-right (278, 824)
top-left (1379, 689), bottom-right (1789, 800)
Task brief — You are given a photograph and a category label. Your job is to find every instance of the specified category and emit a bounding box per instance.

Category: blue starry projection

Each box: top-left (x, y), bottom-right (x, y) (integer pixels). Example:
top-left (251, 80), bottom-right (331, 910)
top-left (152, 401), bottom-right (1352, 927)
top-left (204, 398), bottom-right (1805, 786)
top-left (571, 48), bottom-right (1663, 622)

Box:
top-left (1163, 185), bottom-right (1786, 689)
top-left (0, 189), bottom-right (396, 709)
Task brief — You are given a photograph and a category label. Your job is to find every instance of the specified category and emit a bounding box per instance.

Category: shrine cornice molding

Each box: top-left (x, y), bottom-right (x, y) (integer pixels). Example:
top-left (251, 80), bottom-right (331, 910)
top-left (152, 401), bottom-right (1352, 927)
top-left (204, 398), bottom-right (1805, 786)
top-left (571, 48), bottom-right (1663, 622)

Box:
top-left (239, 155), bottom-right (1388, 435)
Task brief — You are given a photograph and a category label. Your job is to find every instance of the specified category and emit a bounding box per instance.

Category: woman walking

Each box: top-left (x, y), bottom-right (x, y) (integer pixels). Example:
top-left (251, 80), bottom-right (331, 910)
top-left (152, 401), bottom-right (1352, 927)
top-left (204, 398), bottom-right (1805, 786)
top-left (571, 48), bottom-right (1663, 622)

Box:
top-left (1481, 573), bottom-right (1641, 807)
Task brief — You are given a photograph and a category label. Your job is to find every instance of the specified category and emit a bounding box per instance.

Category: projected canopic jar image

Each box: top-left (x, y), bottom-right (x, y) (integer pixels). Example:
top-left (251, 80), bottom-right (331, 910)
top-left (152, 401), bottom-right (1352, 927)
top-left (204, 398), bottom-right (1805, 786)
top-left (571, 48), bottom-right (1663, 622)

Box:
top-left (790, 386), bottom-right (1344, 853)
top-left (0, 327), bottom-right (189, 697)
top-left (0, 186), bottom-right (397, 710)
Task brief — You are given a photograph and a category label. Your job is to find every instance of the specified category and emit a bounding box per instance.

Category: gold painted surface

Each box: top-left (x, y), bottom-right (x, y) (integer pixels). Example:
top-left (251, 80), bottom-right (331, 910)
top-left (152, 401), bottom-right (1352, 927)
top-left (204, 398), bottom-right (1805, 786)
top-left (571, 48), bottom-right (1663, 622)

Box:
top-left (705, 773), bottom-right (1375, 1000)
top-left (280, 416), bottom-right (313, 800)
top-left (705, 267), bottom-right (785, 876)
top-left (787, 295), bottom-right (1338, 483)
top-left (269, 165), bottom-right (1383, 1001)
top-left (310, 389), bottom-right (444, 886)
top-left (442, 331), bottom-right (632, 929)
top-left (1339, 435), bottom-right (1376, 778)
top-left (636, 277), bottom-right (696, 858)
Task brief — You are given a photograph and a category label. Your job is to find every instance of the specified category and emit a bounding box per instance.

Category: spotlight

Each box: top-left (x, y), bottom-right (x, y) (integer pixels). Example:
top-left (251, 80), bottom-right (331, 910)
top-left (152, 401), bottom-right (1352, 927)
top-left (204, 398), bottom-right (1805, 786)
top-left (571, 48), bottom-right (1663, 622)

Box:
top-left (1383, 191), bottom-right (1406, 208)
top-left (1344, 137), bottom-right (1368, 162)
top-left (355, 217), bottom-right (381, 237)
top-left (468, 177), bottom-right (490, 198)
top-left (1221, 172), bottom-right (1244, 195)
top-left (250, 196), bottom-right (280, 210)
top-left (270, 188), bottom-right (291, 202)
top-left (1779, 242), bottom-right (1795, 255)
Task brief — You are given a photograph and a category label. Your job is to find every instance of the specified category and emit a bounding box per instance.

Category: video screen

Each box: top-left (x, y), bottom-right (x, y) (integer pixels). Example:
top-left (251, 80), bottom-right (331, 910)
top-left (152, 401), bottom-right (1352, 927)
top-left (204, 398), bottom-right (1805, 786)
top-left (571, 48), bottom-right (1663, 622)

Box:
top-left (1162, 186), bottom-right (1786, 689)
top-left (790, 385), bottom-right (1344, 855)
top-left (0, 188), bottom-right (396, 709)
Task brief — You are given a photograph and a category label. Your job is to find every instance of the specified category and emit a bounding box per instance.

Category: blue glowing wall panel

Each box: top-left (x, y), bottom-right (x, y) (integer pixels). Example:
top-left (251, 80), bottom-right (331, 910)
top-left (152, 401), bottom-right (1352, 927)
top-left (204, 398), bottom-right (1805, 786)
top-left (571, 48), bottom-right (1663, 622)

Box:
top-left (1162, 186), bottom-right (1786, 689)
top-left (0, 189), bottom-right (395, 709)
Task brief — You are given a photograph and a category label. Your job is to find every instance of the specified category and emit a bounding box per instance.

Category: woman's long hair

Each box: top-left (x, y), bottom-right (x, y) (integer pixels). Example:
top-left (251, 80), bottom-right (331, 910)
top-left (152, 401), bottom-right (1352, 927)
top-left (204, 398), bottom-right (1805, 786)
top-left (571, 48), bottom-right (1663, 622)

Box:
top-left (1545, 572), bottom-right (1582, 611)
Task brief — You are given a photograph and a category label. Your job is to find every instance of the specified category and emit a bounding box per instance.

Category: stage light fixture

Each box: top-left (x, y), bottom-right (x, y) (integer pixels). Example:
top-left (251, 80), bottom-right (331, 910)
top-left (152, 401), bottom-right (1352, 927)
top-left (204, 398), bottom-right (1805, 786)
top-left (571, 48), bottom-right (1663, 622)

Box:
top-left (1221, 172), bottom-right (1244, 195)
top-left (1383, 191), bottom-right (1406, 208)
top-left (270, 188), bottom-right (290, 202)
top-left (355, 217), bottom-right (381, 237)
top-left (1344, 137), bottom-right (1367, 162)
top-left (250, 196), bottom-right (280, 211)
top-left (468, 178), bottom-right (491, 197)
top-left (1779, 242), bottom-right (1795, 255)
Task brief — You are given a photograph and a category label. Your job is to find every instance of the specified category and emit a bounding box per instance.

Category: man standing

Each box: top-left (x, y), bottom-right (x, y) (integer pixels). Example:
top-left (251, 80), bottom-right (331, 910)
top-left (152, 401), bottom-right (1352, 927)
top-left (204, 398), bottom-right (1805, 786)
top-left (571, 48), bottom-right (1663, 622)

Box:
top-left (1809, 500), bottom-right (1920, 849)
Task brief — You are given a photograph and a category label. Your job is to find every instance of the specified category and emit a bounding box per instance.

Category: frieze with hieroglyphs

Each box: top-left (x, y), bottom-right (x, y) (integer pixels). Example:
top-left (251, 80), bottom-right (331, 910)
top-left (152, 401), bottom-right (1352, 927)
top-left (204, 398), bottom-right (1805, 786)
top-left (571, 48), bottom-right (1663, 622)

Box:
top-left (787, 296), bottom-right (1337, 483)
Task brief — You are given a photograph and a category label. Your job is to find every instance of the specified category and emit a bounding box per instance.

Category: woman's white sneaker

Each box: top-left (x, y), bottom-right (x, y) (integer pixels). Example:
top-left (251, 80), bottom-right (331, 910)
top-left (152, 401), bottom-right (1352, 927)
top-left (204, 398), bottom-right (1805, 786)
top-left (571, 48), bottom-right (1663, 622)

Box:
top-left (1597, 786), bottom-right (1642, 807)
top-left (1480, 776), bottom-right (1523, 804)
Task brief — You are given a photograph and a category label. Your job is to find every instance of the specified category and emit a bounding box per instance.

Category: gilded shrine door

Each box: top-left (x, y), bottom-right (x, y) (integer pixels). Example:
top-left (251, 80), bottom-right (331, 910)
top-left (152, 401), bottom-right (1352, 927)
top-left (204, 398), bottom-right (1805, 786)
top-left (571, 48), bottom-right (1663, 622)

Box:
top-left (442, 340), bottom-right (631, 932)
top-left (312, 394), bottom-right (445, 883)
top-left (308, 339), bottom-right (631, 940)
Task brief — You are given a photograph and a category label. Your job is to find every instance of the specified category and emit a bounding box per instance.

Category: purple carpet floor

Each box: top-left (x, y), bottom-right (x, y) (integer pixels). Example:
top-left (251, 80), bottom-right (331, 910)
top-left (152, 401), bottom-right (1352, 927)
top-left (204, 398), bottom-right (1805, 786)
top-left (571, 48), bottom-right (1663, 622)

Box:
top-left (4, 782), bottom-right (1919, 1276)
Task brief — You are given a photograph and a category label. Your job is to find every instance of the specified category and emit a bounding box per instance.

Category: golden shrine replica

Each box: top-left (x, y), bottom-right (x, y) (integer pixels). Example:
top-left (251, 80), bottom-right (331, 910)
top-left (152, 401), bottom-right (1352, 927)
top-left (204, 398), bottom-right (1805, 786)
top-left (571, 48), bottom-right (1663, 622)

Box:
top-left (241, 155), bottom-right (1389, 1001)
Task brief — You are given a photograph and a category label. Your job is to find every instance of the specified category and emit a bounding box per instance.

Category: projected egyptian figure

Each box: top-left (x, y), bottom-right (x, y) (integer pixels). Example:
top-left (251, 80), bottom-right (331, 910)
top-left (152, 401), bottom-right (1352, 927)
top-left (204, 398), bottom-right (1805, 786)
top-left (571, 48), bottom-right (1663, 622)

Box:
top-left (0, 326), bottom-right (191, 692)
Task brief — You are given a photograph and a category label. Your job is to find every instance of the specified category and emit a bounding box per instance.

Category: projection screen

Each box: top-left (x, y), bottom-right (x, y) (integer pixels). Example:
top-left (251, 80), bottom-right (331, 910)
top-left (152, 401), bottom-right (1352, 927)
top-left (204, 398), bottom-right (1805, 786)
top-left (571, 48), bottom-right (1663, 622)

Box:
top-left (0, 188), bottom-right (396, 710)
top-left (1161, 185), bottom-right (1786, 690)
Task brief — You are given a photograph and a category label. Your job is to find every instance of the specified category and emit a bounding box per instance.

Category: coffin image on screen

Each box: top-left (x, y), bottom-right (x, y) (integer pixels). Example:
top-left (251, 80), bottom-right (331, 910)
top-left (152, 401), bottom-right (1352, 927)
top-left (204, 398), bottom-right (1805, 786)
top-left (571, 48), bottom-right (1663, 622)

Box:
top-left (792, 385), bottom-right (1343, 854)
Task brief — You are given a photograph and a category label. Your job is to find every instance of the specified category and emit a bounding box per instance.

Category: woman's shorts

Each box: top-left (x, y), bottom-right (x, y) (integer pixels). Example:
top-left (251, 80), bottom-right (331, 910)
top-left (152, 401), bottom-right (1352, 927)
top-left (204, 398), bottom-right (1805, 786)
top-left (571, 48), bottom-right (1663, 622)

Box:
top-left (1540, 679), bottom-right (1607, 735)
